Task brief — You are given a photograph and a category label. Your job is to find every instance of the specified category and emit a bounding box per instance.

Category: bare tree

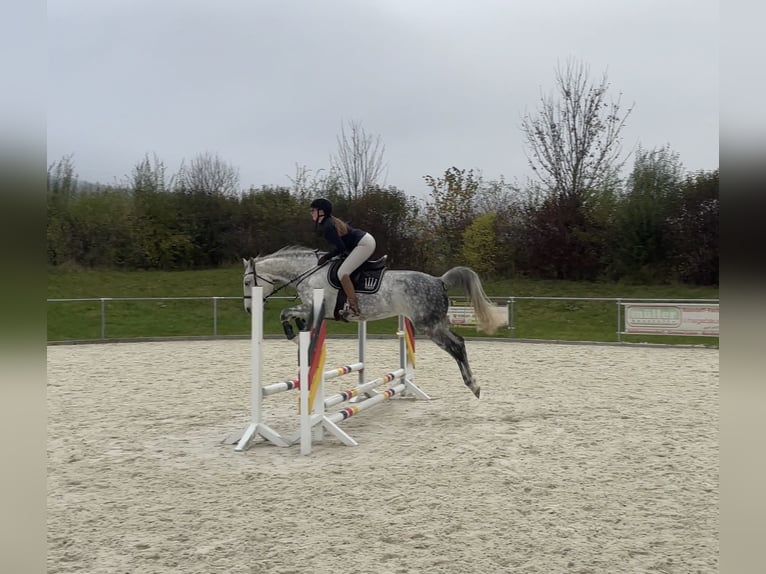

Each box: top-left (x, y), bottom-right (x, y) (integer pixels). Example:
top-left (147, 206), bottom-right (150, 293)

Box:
top-left (473, 176), bottom-right (522, 214)
top-left (522, 60), bottom-right (633, 199)
top-left (176, 151), bottom-right (240, 195)
top-left (331, 119), bottom-right (387, 199)
top-left (287, 163), bottom-right (342, 201)
top-left (47, 154), bottom-right (78, 195)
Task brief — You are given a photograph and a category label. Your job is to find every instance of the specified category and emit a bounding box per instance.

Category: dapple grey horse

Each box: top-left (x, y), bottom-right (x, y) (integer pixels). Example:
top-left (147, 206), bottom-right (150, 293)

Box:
top-left (243, 247), bottom-right (504, 398)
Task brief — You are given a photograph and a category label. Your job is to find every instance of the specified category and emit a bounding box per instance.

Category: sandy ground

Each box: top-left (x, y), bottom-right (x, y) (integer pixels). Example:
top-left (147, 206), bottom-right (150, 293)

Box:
top-left (47, 338), bottom-right (718, 574)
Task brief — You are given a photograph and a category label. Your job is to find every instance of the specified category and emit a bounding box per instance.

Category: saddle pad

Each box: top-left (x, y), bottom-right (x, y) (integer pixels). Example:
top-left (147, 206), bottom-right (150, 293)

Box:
top-left (326, 260), bottom-right (385, 294)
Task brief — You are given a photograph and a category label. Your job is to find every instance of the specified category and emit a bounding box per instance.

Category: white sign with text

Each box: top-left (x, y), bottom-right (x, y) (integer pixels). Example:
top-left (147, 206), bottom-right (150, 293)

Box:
top-left (622, 303), bottom-right (719, 336)
top-left (447, 305), bottom-right (509, 328)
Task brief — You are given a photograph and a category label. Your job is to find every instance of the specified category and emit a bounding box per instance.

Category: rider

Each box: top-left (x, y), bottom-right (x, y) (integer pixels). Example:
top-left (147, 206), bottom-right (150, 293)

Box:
top-left (310, 198), bottom-right (376, 319)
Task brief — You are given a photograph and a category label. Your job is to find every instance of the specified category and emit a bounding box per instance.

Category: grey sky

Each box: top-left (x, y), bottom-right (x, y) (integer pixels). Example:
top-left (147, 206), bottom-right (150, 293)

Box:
top-left (47, 0), bottom-right (718, 197)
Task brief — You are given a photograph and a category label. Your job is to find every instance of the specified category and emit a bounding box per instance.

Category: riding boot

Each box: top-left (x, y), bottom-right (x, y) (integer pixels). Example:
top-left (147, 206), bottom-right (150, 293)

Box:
top-left (340, 275), bottom-right (360, 317)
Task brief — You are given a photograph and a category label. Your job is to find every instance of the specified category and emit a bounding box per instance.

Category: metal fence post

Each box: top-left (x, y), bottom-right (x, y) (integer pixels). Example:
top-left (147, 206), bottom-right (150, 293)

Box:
top-left (213, 297), bottom-right (218, 337)
top-left (509, 297), bottom-right (515, 337)
top-left (616, 299), bottom-right (622, 343)
top-left (100, 298), bottom-right (106, 340)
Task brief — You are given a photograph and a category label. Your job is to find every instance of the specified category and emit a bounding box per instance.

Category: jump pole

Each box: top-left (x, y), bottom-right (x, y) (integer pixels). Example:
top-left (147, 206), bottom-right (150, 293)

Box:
top-left (234, 285), bottom-right (290, 451)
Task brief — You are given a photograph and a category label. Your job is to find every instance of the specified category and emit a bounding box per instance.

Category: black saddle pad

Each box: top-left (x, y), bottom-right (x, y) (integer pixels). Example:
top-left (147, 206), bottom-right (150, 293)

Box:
top-left (326, 258), bottom-right (386, 294)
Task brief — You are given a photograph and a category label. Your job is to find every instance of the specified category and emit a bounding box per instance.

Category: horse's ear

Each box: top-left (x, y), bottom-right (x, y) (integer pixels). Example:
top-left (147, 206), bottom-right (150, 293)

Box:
top-left (242, 258), bottom-right (248, 268)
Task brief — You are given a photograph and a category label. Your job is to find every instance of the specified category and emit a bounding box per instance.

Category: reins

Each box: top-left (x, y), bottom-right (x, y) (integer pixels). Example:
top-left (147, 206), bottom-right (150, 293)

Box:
top-left (244, 260), bottom-right (329, 302)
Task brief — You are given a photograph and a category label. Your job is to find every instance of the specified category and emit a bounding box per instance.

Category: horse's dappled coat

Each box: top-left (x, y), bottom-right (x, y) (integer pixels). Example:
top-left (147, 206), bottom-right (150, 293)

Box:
top-left (243, 247), bottom-right (504, 398)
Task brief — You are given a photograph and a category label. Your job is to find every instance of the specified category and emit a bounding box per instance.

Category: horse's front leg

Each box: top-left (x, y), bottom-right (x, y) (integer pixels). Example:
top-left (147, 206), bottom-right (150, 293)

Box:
top-left (279, 304), bottom-right (311, 341)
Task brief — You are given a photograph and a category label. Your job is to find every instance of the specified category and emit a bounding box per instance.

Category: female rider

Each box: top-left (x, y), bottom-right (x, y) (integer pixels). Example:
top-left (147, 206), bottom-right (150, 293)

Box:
top-left (310, 197), bottom-right (376, 319)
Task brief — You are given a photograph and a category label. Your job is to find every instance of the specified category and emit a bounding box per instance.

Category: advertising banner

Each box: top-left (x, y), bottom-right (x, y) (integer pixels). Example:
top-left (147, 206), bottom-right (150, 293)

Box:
top-left (622, 303), bottom-right (719, 336)
top-left (447, 305), bottom-right (509, 327)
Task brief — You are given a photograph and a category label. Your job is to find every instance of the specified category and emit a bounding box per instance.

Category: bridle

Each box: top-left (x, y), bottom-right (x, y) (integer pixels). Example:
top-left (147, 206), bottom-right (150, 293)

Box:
top-left (243, 259), bottom-right (328, 302)
top-left (242, 266), bottom-right (277, 302)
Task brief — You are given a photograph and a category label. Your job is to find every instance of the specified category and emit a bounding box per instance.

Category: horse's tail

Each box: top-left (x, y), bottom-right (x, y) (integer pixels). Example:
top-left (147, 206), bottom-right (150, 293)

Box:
top-left (440, 266), bottom-right (503, 335)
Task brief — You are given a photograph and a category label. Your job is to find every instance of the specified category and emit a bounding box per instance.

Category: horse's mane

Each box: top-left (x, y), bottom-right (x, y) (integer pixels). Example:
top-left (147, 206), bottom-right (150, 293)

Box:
top-left (256, 245), bottom-right (316, 261)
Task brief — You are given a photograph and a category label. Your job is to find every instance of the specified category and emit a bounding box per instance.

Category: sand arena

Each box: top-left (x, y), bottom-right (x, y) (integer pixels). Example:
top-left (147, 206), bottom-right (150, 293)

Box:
top-left (47, 338), bottom-right (718, 574)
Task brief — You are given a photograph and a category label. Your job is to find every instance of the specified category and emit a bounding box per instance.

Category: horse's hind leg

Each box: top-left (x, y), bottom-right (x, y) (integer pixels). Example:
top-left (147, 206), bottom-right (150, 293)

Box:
top-left (426, 325), bottom-right (481, 399)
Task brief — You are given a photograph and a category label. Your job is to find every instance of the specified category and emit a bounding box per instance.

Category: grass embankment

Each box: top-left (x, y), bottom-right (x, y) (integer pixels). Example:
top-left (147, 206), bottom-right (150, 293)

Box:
top-left (47, 266), bottom-right (719, 346)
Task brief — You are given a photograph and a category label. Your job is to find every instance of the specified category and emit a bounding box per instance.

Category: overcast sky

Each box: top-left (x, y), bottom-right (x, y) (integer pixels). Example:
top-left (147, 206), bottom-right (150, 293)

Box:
top-left (47, 0), bottom-right (718, 197)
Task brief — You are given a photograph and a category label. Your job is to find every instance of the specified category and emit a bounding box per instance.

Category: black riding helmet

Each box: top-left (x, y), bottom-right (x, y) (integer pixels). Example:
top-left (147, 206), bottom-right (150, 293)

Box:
top-left (310, 197), bottom-right (333, 218)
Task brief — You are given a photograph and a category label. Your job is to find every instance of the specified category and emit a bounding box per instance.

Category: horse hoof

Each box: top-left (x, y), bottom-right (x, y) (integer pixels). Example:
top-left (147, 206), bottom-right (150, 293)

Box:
top-left (473, 386), bottom-right (481, 399)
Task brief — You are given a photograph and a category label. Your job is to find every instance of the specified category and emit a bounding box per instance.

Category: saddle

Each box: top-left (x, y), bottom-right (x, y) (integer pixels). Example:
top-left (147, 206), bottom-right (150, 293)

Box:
top-left (326, 255), bottom-right (387, 320)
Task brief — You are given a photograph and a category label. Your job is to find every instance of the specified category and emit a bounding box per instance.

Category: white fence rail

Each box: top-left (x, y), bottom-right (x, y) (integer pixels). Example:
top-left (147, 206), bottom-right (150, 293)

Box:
top-left (47, 295), bottom-right (719, 343)
top-left (449, 296), bottom-right (719, 342)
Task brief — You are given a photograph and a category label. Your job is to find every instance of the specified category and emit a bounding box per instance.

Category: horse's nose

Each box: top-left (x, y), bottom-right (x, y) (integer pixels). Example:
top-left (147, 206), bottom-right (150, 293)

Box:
top-left (245, 307), bottom-right (251, 314)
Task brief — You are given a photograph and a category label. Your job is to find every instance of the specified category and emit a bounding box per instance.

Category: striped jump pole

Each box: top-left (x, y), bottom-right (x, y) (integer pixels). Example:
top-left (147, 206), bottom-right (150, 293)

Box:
top-left (327, 381), bottom-right (409, 425)
top-left (261, 362), bottom-right (364, 397)
top-left (324, 368), bottom-right (405, 409)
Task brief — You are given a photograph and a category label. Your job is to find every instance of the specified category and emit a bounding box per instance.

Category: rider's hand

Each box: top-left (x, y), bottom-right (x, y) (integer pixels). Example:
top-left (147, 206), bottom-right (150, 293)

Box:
top-left (318, 254), bottom-right (331, 265)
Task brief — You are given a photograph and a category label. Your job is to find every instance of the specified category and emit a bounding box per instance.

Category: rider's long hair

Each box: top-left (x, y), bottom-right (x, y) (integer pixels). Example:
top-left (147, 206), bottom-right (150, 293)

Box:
top-left (330, 216), bottom-right (348, 236)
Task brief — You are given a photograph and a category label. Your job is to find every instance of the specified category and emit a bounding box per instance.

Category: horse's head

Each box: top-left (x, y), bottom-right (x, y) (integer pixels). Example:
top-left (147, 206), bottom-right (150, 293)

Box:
top-left (242, 257), bottom-right (278, 313)
top-left (242, 247), bottom-right (321, 313)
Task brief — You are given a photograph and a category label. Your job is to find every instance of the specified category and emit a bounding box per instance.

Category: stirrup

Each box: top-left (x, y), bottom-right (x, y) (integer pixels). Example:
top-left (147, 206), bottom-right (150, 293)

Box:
top-left (341, 301), bottom-right (360, 319)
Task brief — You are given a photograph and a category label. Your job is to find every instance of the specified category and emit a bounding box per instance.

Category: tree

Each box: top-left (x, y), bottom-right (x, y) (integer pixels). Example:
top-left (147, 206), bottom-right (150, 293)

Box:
top-left (473, 176), bottom-right (520, 214)
top-left (167, 152), bottom-right (240, 266)
top-left (131, 153), bottom-right (169, 194)
top-left (47, 155), bottom-right (78, 265)
top-left (668, 170), bottom-right (719, 285)
top-left (608, 145), bottom-right (685, 282)
top-left (330, 119), bottom-right (387, 199)
top-left (345, 186), bottom-right (419, 268)
top-left (175, 152), bottom-right (240, 196)
top-left (238, 186), bottom-right (309, 256)
top-left (475, 178), bottom-right (525, 277)
top-left (47, 154), bottom-right (78, 196)
top-left (522, 193), bottom-right (610, 280)
top-left (461, 212), bottom-right (498, 277)
top-left (517, 60), bottom-right (630, 280)
top-left (521, 59), bottom-right (632, 201)
top-left (419, 167), bottom-right (481, 273)
top-left (287, 164), bottom-right (342, 202)
top-left (68, 189), bottom-right (134, 267)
